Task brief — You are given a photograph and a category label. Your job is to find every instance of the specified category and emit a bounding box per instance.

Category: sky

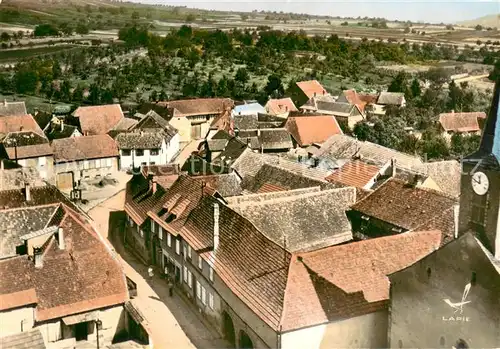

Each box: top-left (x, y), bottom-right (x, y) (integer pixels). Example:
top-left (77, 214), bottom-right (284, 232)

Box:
top-left (127, 0), bottom-right (500, 24)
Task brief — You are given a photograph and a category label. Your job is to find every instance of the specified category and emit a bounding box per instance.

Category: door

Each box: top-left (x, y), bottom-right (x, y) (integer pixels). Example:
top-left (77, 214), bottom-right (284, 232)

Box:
top-left (57, 172), bottom-right (74, 190)
top-left (191, 123), bottom-right (202, 140)
top-left (74, 322), bottom-right (88, 341)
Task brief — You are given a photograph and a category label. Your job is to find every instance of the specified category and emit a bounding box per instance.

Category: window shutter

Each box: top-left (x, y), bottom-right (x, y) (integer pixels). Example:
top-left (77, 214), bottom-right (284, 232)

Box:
top-left (158, 226), bottom-right (163, 240)
top-left (201, 286), bottom-right (207, 305)
top-left (196, 281), bottom-right (201, 299)
top-left (209, 293), bottom-right (214, 309)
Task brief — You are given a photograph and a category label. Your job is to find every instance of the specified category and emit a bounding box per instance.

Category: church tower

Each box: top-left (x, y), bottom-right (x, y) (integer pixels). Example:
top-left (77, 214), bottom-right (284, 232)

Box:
top-left (458, 79), bottom-right (500, 258)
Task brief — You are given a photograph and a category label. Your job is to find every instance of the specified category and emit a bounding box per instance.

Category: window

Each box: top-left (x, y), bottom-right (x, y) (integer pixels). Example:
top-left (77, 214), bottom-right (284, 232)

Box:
top-left (167, 233), bottom-right (171, 247)
top-left (150, 149), bottom-right (159, 156)
top-left (198, 256), bottom-right (202, 270)
top-left (139, 229), bottom-right (144, 238)
top-left (209, 267), bottom-right (214, 282)
top-left (158, 226), bottom-right (163, 240)
top-left (196, 281), bottom-right (201, 299)
top-left (135, 149), bottom-right (144, 156)
top-left (151, 220), bottom-right (155, 233)
top-left (95, 159), bottom-right (101, 168)
top-left (187, 246), bottom-right (192, 259)
top-left (183, 245), bottom-right (187, 261)
top-left (121, 149), bottom-right (131, 156)
top-left (209, 293), bottom-right (214, 310)
top-left (201, 286), bottom-right (207, 305)
top-left (183, 266), bottom-right (188, 283)
top-left (89, 160), bottom-right (96, 169)
top-left (38, 157), bottom-right (46, 166)
top-left (175, 239), bottom-right (180, 255)
top-left (83, 160), bottom-right (89, 169)
top-left (188, 271), bottom-right (193, 288)
top-left (106, 158), bottom-right (112, 167)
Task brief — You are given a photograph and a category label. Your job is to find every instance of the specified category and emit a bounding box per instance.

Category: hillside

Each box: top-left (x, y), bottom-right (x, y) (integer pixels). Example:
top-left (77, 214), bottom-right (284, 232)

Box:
top-left (457, 14), bottom-right (500, 28)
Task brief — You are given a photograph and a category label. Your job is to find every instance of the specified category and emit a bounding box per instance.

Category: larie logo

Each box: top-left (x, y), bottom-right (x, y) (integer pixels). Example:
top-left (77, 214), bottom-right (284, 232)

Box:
top-left (443, 283), bottom-right (471, 314)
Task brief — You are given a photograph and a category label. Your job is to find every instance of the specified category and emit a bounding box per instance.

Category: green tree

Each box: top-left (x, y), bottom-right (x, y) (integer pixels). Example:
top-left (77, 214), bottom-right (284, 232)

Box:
top-left (34, 24), bottom-right (59, 37)
top-left (76, 23), bottom-right (89, 35)
top-left (1, 32), bottom-right (10, 41)
top-left (264, 74), bottom-right (284, 97)
top-left (388, 72), bottom-right (408, 93)
top-left (150, 90), bottom-right (158, 102)
top-left (186, 14), bottom-right (196, 22)
top-left (235, 67), bottom-right (250, 84)
top-left (410, 78), bottom-right (421, 98)
top-left (489, 60), bottom-right (500, 82)
top-left (131, 11), bottom-right (140, 20)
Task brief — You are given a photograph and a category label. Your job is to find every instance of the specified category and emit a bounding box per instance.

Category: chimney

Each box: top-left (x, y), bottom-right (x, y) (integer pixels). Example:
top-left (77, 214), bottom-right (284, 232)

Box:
top-left (57, 227), bottom-right (65, 250)
top-left (60, 121), bottom-right (64, 132)
top-left (451, 109), bottom-right (455, 114)
top-left (3, 100), bottom-right (7, 107)
top-left (19, 126), bottom-right (24, 132)
top-left (213, 203), bottom-right (219, 251)
top-left (152, 180), bottom-right (157, 194)
top-left (24, 183), bottom-right (31, 202)
top-left (34, 247), bottom-right (43, 268)
top-left (391, 158), bottom-right (397, 178)
top-left (314, 92), bottom-right (317, 97)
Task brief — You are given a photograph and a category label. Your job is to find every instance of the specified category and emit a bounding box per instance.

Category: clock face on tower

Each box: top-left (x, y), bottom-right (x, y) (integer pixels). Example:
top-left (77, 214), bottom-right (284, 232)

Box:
top-left (471, 171), bottom-right (489, 196)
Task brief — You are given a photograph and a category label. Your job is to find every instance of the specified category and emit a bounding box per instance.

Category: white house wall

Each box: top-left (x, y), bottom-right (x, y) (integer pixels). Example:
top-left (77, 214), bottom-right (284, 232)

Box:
top-left (281, 310), bottom-right (388, 349)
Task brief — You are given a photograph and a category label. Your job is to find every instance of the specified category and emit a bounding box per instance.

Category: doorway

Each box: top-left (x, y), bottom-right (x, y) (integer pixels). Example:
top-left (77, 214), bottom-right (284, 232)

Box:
top-left (221, 311), bottom-right (235, 348)
top-left (74, 322), bottom-right (88, 341)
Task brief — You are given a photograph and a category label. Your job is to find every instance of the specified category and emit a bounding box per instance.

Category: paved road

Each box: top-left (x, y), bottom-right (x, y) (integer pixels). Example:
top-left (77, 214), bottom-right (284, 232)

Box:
top-left (89, 191), bottom-right (229, 349)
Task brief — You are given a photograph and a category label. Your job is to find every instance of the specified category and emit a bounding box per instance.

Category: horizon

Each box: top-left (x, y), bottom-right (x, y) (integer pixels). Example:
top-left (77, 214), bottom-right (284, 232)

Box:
top-left (126, 0), bottom-right (500, 24)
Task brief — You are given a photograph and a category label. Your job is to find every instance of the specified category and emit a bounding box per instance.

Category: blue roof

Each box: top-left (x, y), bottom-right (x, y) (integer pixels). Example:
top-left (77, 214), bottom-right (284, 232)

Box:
top-left (233, 103), bottom-right (266, 115)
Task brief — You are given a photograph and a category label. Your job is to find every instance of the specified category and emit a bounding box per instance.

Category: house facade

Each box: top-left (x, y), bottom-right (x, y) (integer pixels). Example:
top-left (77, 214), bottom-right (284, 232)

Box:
top-left (0, 188), bottom-right (130, 349)
top-left (51, 134), bottom-right (119, 190)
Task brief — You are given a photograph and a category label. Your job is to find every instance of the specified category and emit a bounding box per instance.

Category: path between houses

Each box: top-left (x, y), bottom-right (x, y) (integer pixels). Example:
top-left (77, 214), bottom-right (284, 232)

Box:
top-left (89, 191), bottom-right (229, 349)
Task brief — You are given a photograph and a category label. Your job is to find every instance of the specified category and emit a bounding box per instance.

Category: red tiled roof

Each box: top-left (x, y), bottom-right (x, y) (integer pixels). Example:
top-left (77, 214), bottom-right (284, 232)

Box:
top-left (181, 195), bottom-right (291, 330)
top-left (296, 80), bottom-right (328, 99)
top-left (157, 98), bottom-right (233, 117)
top-left (0, 288), bottom-right (37, 311)
top-left (285, 116), bottom-right (343, 147)
top-left (0, 205), bottom-right (128, 320)
top-left (52, 134), bottom-right (119, 162)
top-left (326, 160), bottom-right (381, 189)
top-left (439, 112), bottom-right (487, 133)
top-left (266, 98), bottom-right (298, 115)
top-left (0, 114), bottom-right (44, 135)
top-left (351, 178), bottom-right (457, 230)
top-left (73, 104), bottom-right (124, 135)
top-left (280, 230), bottom-right (442, 331)
top-left (256, 183), bottom-right (287, 194)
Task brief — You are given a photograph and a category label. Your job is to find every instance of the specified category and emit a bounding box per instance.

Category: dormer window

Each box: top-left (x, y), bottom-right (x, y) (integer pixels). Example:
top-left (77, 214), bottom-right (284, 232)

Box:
top-left (166, 213), bottom-right (177, 223)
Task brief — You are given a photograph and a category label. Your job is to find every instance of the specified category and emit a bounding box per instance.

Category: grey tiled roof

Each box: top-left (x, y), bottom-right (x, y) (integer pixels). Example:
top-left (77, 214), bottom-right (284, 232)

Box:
top-left (234, 114), bottom-right (258, 130)
top-left (377, 92), bottom-right (405, 106)
top-left (116, 132), bottom-right (166, 150)
top-left (316, 134), bottom-right (424, 171)
top-left (231, 187), bottom-right (355, 252)
top-left (0, 328), bottom-right (46, 349)
top-left (0, 101), bottom-right (27, 117)
top-left (0, 204), bottom-right (59, 258)
top-left (259, 128), bottom-right (293, 150)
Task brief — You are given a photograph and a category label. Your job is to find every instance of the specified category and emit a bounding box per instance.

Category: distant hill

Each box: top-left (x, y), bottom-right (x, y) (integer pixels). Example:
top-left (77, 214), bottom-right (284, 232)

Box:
top-left (457, 14), bottom-right (500, 28)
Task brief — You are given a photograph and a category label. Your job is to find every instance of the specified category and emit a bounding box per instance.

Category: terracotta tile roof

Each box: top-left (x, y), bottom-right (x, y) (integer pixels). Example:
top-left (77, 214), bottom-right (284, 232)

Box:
top-left (2, 131), bottom-right (52, 160)
top-left (147, 175), bottom-right (216, 233)
top-left (256, 183), bottom-right (287, 194)
top-left (73, 104), bottom-right (124, 135)
top-left (438, 111), bottom-right (486, 133)
top-left (157, 98), bottom-right (233, 117)
top-left (280, 230), bottom-right (442, 331)
top-left (0, 101), bottom-right (27, 116)
top-left (180, 195), bottom-right (291, 330)
top-left (351, 178), bottom-right (457, 231)
top-left (342, 89), bottom-right (367, 112)
top-left (285, 116), bottom-right (343, 147)
top-left (0, 114), bottom-right (43, 136)
top-left (326, 160), bottom-right (381, 189)
top-left (265, 98), bottom-right (298, 115)
top-left (231, 187), bottom-right (355, 252)
top-left (52, 134), bottom-right (119, 162)
top-left (0, 288), bottom-right (38, 311)
top-left (295, 80), bottom-right (328, 99)
top-left (190, 173), bottom-right (242, 197)
top-left (0, 205), bottom-right (128, 320)
top-left (125, 174), bottom-right (167, 226)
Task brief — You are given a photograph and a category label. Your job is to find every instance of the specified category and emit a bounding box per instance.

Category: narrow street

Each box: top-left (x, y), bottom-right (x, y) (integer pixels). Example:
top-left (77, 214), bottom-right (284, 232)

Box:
top-left (88, 191), bottom-right (229, 349)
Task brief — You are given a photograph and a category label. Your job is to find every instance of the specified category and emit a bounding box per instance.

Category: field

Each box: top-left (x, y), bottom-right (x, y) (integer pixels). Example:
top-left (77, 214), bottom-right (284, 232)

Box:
top-left (0, 45), bottom-right (80, 63)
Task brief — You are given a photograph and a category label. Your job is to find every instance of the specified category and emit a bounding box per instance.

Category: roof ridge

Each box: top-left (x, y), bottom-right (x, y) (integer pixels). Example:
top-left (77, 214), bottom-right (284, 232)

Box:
top-left (235, 186), bottom-right (355, 208)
